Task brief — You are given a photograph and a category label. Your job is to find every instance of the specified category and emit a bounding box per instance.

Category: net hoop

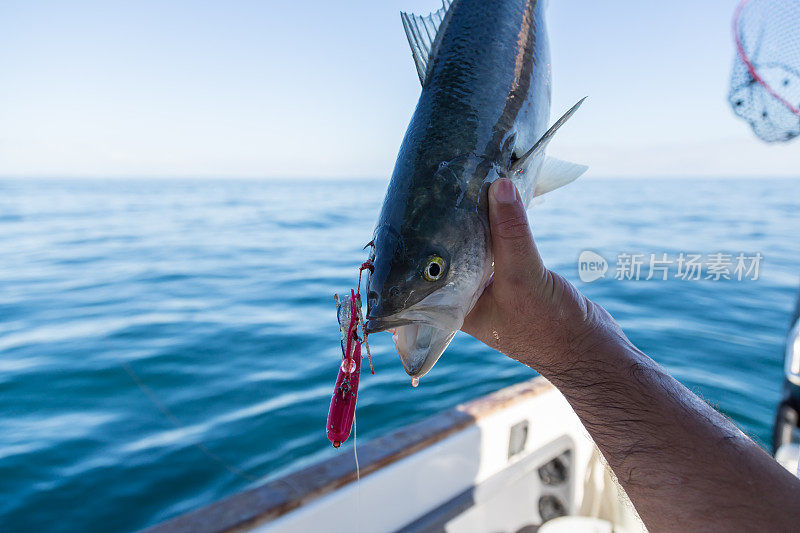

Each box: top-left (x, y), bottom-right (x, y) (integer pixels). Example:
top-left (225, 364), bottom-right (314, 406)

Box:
top-left (733, 0), bottom-right (800, 118)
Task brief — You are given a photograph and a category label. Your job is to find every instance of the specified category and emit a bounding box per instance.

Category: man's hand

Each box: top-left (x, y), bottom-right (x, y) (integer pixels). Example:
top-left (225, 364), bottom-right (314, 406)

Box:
top-left (462, 178), bottom-right (621, 375)
top-left (461, 178), bottom-right (800, 532)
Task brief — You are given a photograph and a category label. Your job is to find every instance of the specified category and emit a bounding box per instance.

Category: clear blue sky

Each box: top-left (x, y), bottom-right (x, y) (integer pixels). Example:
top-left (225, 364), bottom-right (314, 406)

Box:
top-left (1, 0), bottom-right (797, 178)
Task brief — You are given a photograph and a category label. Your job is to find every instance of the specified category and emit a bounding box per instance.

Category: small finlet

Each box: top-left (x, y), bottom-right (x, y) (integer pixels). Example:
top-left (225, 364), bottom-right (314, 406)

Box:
top-left (510, 97), bottom-right (587, 174)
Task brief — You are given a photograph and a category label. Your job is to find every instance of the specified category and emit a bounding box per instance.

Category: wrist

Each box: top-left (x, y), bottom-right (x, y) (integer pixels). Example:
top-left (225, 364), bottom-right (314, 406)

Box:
top-left (528, 299), bottom-right (634, 381)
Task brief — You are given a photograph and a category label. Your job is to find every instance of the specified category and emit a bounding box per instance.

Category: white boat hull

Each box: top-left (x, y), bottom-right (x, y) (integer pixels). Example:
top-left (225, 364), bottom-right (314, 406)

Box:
top-left (147, 377), bottom-right (645, 533)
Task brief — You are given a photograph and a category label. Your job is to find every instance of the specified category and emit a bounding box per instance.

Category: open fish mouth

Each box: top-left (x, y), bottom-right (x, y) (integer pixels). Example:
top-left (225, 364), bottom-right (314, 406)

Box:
top-left (390, 324), bottom-right (456, 378)
top-left (365, 308), bottom-right (459, 379)
top-left (364, 279), bottom-right (476, 379)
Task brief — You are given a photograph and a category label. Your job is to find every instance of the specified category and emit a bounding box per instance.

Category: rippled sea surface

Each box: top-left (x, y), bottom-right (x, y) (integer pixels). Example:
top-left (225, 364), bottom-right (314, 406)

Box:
top-left (1, 178), bottom-right (799, 532)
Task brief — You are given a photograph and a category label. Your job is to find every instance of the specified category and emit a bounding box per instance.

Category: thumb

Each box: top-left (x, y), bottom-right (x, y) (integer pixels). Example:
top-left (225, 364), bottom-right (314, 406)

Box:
top-left (488, 178), bottom-right (546, 292)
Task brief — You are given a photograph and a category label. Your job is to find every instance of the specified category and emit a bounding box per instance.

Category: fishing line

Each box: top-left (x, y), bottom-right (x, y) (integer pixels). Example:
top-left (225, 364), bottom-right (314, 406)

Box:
top-left (353, 410), bottom-right (362, 533)
top-left (120, 360), bottom-right (258, 483)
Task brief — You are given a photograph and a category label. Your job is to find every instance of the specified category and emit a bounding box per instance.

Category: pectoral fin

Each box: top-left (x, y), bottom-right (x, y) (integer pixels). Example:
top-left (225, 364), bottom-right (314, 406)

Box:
top-left (534, 156), bottom-right (588, 197)
top-left (510, 97), bottom-right (587, 174)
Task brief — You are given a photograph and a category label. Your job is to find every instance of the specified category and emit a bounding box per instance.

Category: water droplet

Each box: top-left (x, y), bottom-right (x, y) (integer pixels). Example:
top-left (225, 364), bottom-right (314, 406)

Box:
top-left (411, 377), bottom-right (419, 388)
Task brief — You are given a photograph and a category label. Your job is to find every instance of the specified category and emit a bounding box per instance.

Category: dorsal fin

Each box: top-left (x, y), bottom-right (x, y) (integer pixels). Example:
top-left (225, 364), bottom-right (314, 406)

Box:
top-left (400, 0), bottom-right (454, 86)
top-left (509, 97), bottom-right (587, 174)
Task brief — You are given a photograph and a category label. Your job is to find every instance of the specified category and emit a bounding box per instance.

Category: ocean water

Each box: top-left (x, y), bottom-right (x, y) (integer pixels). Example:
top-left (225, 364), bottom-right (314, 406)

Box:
top-left (1, 177), bottom-right (798, 532)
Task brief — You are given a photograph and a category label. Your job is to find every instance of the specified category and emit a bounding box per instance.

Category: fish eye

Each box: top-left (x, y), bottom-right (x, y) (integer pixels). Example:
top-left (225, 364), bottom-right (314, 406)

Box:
top-left (423, 256), bottom-right (446, 282)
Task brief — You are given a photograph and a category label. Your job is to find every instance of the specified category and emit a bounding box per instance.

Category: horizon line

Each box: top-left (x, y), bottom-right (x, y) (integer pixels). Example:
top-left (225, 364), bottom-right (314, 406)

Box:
top-left (2, 174), bottom-right (800, 181)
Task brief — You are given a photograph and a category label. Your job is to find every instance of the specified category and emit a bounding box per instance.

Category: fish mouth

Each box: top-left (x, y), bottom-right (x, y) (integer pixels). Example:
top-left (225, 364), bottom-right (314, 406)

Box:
top-left (364, 316), bottom-right (414, 334)
top-left (390, 324), bottom-right (456, 378)
top-left (365, 280), bottom-right (475, 379)
top-left (365, 305), bottom-right (460, 379)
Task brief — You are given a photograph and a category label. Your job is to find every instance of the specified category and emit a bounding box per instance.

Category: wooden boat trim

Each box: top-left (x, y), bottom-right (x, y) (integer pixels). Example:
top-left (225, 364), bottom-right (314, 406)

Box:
top-left (145, 376), bottom-right (554, 533)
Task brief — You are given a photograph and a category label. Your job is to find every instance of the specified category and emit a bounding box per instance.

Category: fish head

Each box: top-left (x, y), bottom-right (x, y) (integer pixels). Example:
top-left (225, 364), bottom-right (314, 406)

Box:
top-left (364, 157), bottom-right (497, 378)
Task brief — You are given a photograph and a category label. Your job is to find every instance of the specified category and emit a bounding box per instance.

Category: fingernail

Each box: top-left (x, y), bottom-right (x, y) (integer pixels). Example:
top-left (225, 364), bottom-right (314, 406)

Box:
top-left (493, 179), bottom-right (516, 204)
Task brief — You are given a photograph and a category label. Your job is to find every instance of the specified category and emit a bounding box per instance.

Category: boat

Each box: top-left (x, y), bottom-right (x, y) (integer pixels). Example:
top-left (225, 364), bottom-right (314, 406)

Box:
top-left (773, 286), bottom-right (800, 475)
top-left (146, 377), bottom-right (645, 533)
top-left (143, 280), bottom-right (800, 533)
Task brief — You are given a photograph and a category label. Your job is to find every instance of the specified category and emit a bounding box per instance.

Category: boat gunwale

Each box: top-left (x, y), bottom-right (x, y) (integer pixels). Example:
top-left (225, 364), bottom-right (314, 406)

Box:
top-left (144, 376), bottom-right (554, 533)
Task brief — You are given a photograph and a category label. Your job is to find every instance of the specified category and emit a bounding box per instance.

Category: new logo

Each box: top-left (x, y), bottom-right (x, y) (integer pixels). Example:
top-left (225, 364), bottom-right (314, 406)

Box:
top-left (578, 251), bottom-right (608, 283)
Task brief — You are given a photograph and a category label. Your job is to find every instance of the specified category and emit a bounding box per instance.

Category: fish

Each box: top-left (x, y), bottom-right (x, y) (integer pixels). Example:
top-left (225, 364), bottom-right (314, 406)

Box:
top-left (364, 0), bottom-right (587, 379)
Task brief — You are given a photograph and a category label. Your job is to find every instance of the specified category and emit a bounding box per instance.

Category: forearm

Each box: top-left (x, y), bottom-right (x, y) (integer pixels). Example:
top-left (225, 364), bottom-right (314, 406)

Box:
top-left (533, 304), bottom-right (800, 531)
top-left (465, 181), bottom-right (800, 530)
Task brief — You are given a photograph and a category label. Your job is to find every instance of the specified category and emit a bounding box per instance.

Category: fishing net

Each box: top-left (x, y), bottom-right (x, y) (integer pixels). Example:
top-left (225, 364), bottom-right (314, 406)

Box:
top-left (729, 0), bottom-right (800, 142)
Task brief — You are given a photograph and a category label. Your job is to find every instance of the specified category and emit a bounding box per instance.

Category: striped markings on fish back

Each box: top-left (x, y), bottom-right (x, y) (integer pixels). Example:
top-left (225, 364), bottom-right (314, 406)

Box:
top-left (400, 3), bottom-right (588, 199)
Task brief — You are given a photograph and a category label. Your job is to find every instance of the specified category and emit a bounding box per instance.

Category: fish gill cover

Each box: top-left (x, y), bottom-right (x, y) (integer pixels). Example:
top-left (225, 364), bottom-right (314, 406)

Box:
top-left (730, 0), bottom-right (800, 142)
